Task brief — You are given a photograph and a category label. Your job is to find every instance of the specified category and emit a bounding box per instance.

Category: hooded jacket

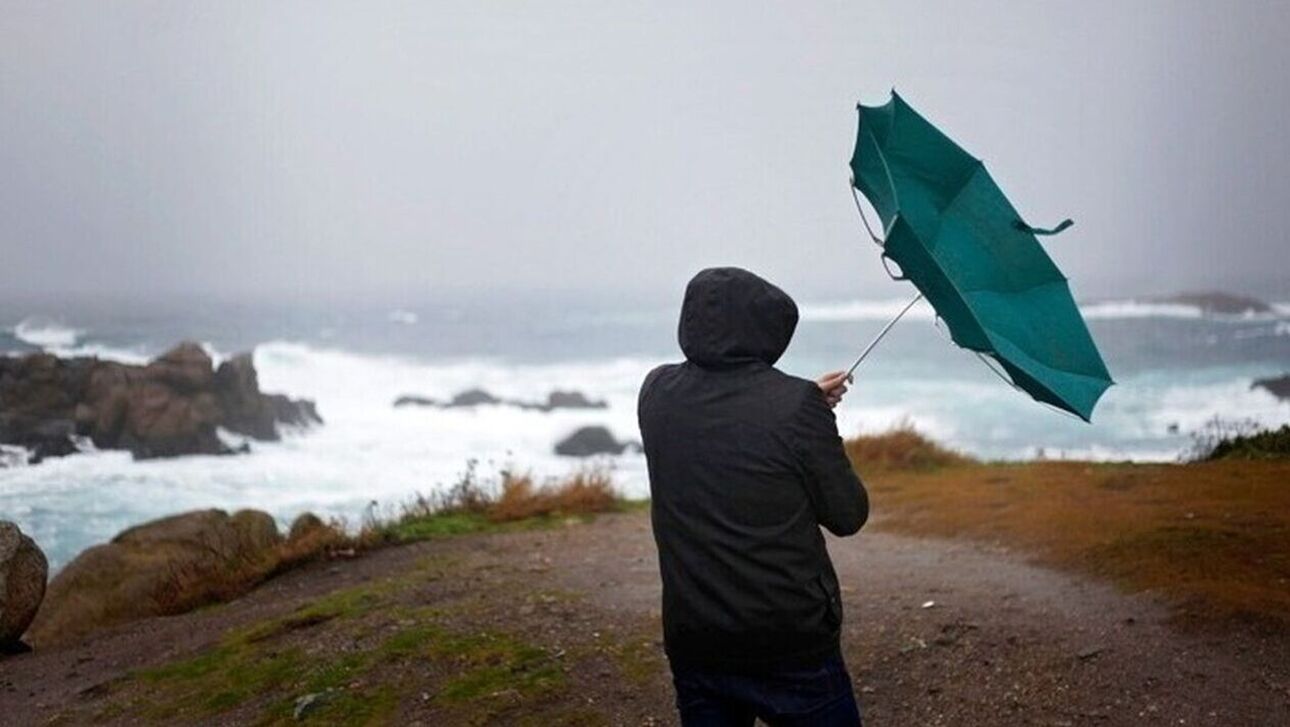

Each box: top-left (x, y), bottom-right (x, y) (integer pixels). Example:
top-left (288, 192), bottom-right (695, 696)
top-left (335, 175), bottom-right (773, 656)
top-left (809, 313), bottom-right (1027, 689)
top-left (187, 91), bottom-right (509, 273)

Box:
top-left (638, 267), bottom-right (868, 672)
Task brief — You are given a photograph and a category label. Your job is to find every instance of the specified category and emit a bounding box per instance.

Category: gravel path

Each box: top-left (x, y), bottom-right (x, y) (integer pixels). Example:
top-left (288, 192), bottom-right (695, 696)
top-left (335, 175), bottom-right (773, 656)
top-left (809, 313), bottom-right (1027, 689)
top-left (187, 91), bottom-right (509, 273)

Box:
top-left (2, 512), bottom-right (1287, 725)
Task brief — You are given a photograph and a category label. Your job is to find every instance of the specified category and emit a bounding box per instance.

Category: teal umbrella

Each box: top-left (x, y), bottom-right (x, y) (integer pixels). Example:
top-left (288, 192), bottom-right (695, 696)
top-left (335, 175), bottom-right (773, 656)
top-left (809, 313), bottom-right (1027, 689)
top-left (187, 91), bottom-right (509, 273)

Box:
top-left (847, 91), bottom-right (1112, 421)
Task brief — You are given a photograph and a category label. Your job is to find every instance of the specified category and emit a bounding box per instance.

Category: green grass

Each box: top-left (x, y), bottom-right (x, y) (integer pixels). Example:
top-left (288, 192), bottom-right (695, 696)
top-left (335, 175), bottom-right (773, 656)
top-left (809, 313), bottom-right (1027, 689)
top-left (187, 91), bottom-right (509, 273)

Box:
top-left (428, 631), bottom-right (564, 703)
top-left (381, 509), bottom-right (626, 544)
top-left (103, 574), bottom-right (567, 725)
top-left (603, 636), bottom-right (664, 685)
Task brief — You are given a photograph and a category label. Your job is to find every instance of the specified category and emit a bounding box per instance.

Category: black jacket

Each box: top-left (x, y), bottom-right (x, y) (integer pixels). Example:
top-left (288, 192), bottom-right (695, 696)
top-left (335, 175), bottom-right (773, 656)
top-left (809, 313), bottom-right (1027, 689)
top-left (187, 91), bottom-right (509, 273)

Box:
top-left (638, 267), bottom-right (869, 672)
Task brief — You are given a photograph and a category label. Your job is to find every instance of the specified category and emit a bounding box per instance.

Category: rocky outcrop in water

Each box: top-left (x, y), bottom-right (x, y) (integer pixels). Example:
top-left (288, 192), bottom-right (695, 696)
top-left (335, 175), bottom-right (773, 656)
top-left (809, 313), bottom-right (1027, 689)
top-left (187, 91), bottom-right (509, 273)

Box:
top-left (26, 508), bottom-right (283, 647)
top-left (0, 521), bottom-right (47, 653)
top-left (554, 426), bottom-right (638, 457)
top-left (1153, 291), bottom-right (1272, 316)
top-left (0, 342), bottom-right (321, 463)
top-left (394, 388), bottom-right (607, 412)
top-left (1253, 374), bottom-right (1290, 401)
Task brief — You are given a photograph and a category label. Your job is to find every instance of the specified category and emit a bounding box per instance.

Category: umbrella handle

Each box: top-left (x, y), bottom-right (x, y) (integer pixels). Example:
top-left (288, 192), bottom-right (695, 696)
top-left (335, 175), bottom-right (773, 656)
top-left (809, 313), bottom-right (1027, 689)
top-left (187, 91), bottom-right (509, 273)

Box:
top-left (845, 293), bottom-right (924, 378)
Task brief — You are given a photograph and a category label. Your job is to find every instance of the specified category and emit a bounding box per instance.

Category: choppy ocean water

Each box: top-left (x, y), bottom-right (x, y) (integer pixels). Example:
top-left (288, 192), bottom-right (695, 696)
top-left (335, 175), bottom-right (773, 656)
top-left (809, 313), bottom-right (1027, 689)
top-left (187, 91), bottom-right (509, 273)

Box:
top-left (2, 295), bottom-right (1288, 570)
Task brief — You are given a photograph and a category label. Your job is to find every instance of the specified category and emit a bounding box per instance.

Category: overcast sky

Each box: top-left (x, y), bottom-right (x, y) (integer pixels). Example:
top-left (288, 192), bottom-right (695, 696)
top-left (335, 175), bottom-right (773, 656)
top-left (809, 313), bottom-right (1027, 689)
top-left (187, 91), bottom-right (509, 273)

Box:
top-left (2, 1), bottom-right (1288, 306)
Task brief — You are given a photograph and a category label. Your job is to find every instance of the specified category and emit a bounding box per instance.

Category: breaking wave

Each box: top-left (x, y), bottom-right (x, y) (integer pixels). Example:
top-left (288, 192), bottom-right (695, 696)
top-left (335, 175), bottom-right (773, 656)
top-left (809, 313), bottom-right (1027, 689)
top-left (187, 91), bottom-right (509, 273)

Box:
top-left (12, 317), bottom-right (85, 348)
top-left (800, 298), bottom-right (1290, 323)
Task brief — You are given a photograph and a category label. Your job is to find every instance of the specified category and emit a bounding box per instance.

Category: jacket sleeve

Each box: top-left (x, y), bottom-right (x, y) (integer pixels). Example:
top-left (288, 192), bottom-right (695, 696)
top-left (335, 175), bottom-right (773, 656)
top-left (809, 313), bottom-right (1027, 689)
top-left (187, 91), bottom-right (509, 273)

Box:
top-left (788, 385), bottom-right (869, 536)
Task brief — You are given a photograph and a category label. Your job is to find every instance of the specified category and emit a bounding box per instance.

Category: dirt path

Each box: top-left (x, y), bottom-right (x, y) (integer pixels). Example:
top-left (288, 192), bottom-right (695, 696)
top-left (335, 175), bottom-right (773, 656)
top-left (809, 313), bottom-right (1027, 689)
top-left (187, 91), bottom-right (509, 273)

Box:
top-left (3, 512), bottom-right (1288, 725)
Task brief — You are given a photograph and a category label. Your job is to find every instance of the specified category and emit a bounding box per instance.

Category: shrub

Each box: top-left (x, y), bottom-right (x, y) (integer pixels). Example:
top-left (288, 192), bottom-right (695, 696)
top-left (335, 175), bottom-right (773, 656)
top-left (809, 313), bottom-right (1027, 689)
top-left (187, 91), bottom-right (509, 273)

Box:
top-left (843, 423), bottom-right (972, 471)
top-left (1195, 420), bottom-right (1290, 461)
top-left (488, 468), bottom-right (618, 522)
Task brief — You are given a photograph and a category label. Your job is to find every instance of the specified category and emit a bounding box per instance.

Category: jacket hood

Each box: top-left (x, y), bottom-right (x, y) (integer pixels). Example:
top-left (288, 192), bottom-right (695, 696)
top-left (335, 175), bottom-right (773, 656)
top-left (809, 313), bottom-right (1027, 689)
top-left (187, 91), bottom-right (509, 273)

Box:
top-left (678, 267), bottom-right (799, 368)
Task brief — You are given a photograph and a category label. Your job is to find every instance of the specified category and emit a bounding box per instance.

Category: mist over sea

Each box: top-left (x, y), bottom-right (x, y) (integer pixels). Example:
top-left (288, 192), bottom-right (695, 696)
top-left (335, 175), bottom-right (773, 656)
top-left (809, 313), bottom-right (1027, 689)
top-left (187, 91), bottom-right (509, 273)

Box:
top-left (3, 294), bottom-right (1289, 570)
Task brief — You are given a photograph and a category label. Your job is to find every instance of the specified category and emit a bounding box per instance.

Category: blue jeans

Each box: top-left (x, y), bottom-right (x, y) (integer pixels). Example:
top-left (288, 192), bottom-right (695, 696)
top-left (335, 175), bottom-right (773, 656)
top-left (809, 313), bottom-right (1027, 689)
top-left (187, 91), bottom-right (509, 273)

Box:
top-left (670, 653), bottom-right (863, 726)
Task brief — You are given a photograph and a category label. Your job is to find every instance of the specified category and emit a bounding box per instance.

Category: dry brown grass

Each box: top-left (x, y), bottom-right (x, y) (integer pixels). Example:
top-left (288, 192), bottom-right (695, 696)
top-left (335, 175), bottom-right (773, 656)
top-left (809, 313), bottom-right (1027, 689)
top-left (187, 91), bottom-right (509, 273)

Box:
top-left (489, 469), bottom-right (619, 522)
top-left (36, 466), bottom-right (628, 647)
top-left (844, 424), bottom-right (974, 472)
top-left (153, 520), bottom-right (351, 617)
top-left (857, 456), bottom-right (1290, 629)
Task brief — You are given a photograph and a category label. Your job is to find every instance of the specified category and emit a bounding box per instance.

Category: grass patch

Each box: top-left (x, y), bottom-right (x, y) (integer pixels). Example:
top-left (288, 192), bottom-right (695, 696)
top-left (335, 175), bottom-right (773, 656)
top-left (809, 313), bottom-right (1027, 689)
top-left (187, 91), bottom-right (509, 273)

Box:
top-left (132, 582), bottom-right (395, 721)
top-left (428, 630), bottom-right (565, 703)
top-left (1203, 423), bottom-right (1290, 461)
top-left (603, 636), bottom-right (664, 685)
top-left (372, 463), bottom-right (627, 545)
top-left (860, 452), bottom-right (1290, 628)
top-left (58, 463), bottom-right (630, 648)
top-left (122, 577), bottom-right (566, 724)
top-left (844, 423), bottom-right (973, 472)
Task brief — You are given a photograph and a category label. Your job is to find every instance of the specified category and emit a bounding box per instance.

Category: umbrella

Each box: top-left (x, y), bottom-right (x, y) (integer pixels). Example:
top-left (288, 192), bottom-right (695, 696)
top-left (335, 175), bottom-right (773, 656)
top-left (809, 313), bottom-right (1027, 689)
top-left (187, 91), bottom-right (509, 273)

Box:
top-left (846, 91), bottom-right (1112, 421)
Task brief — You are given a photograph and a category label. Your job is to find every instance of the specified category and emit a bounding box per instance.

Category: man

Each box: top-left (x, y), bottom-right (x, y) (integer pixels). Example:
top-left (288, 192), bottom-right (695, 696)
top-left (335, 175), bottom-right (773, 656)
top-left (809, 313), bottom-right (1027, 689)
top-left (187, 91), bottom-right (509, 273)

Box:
top-left (638, 267), bottom-right (869, 726)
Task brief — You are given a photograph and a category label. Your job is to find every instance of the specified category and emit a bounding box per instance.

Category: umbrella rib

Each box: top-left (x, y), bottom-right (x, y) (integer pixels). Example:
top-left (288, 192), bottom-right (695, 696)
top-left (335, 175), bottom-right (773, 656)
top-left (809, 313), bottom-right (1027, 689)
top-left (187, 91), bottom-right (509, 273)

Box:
top-left (849, 181), bottom-right (884, 246)
top-left (973, 351), bottom-right (1094, 422)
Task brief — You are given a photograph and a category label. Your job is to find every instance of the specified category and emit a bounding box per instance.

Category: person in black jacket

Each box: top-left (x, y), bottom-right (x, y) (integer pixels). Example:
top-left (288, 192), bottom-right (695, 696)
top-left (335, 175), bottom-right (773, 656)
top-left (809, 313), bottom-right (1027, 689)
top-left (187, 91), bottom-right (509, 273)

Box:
top-left (638, 267), bottom-right (869, 726)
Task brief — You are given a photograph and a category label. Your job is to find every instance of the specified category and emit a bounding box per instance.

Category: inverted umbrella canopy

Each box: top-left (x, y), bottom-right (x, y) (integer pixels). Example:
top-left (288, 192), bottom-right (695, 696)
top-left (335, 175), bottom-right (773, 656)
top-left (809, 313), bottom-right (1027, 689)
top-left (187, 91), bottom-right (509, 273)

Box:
top-left (849, 91), bottom-right (1112, 421)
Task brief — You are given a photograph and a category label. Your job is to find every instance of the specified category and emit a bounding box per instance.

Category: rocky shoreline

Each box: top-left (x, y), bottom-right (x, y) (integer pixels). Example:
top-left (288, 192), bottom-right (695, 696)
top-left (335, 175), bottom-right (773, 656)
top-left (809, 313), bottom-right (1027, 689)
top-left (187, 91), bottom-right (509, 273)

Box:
top-left (1253, 374), bottom-right (1290, 401)
top-left (0, 508), bottom-right (332, 653)
top-left (0, 342), bottom-right (320, 464)
top-left (393, 387), bottom-right (607, 412)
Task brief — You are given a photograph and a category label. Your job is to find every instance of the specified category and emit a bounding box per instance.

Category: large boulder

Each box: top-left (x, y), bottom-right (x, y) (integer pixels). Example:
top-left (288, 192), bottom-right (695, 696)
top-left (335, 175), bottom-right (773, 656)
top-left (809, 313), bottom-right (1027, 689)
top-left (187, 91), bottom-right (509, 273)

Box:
top-left (213, 353), bottom-right (322, 440)
top-left (448, 388), bottom-right (501, 407)
top-left (1253, 374), bottom-right (1290, 401)
top-left (543, 390), bottom-right (607, 411)
top-left (144, 341), bottom-right (214, 393)
top-left (0, 342), bottom-right (320, 462)
top-left (554, 426), bottom-right (637, 457)
top-left (0, 521), bottom-right (48, 652)
top-left (393, 394), bottom-right (438, 408)
top-left (117, 382), bottom-right (226, 459)
top-left (287, 512), bottom-right (328, 544)
top-left (0, 354), bottom-right (93, 463)
top-left (393, 388), bottom-right (607, 412)
top-left (27, 509), bottom-right (283, 647)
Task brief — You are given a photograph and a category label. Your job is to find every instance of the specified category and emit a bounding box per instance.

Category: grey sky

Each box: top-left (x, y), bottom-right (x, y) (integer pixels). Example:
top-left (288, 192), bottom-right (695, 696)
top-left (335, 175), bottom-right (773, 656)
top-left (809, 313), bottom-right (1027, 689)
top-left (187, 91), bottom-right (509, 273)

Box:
top-left (2, 1), bottom-right (1288, 305)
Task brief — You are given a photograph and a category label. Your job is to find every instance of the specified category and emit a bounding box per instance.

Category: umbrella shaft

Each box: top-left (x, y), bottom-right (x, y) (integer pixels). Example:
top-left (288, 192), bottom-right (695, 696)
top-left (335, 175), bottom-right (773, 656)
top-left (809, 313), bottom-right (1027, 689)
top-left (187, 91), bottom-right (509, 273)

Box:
top-left (846, 293), bottom-right (924, 378)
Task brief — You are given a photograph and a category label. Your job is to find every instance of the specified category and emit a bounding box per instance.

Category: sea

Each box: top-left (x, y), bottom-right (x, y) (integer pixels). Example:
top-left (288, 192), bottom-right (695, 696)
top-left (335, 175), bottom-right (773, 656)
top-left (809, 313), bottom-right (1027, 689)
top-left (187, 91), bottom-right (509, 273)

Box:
top-left (2, 294), bottom-right (1289, 570)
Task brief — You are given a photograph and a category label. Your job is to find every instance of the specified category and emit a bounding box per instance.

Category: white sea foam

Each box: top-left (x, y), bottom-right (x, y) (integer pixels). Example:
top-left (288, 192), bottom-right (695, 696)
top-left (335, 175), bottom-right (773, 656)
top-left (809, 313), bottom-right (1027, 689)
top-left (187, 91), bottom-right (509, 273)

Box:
top-left (3, 331), bottom-right (1288, 571)
top-left (799, 298), bottom-right (936, 323)
top-left (1078, 301), bottom-right (1205, 320)
top-left (800, 297), bottom-right (1290, 323)
top-left (12, 317), bottom-right (85, 348)
top-left (0, 340), bottom-right (655, 569)
top-left (0, 445), bottom-right (29, 469)
top-left (41, 339), bottom-right (151, 365)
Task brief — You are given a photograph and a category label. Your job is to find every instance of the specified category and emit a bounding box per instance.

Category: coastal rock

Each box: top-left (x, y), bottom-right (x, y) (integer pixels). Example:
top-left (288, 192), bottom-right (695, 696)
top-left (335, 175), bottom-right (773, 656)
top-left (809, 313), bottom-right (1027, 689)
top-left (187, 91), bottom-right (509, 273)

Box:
top-left (0, 521), bottom-right (48, 651)
top-left (144, 342), bottom-right (214, 393)
top-left (1153, 291), bottom-right (1271, 316)
top-left (115, 380), bottom-right (225, 459)
top-left (554, 426), bottom-right (637, 457)
top-left (27, 508), bottom-right (282, 647)
top-left (0, 342), bottom-right (320, 462)
top-left (1252, 374), bottom-right (1290, 401)
top-left (287, 512), bottom-right (328, 544)
top-left (214, 353), bottom-right (322, 440)
top-left (393, 395), bottom-right (438, 408)
top-left (393, 388), bottom-right (607, 412)
top-left (231, 509), bottom-right (283, 553)
top-left (542, 390), bottom-right (607, 411)
top-left (449, 388), bottom-right (501, 407)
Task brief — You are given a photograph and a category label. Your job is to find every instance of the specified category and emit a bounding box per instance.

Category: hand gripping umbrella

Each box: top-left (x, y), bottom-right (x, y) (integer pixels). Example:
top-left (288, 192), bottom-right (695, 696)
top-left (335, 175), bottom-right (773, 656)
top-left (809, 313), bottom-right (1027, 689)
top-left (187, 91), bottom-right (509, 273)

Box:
top-left (846, 91), bottom-right (1112, 421)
